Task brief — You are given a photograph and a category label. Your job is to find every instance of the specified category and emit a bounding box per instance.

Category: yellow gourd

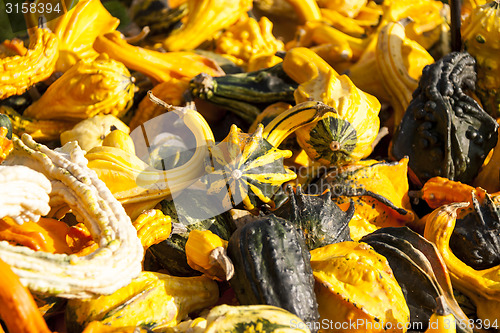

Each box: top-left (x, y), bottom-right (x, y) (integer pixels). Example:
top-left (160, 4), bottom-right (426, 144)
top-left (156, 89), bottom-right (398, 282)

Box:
top-left (23, 54), bottom-right (134, 121)
top-left (185, 230), bottom-right (234, 281)
top-left (310, 241), bottom-right (410, 332)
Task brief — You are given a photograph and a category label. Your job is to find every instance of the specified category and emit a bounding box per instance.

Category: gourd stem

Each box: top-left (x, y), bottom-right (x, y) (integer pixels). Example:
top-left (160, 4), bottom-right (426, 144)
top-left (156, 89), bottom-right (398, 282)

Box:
top-left (449, 0), bottom-right (462, 52)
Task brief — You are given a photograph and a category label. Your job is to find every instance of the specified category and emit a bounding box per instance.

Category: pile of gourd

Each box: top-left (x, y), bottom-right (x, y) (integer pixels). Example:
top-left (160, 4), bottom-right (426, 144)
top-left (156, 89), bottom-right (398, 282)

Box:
top-left (1, 0), bottom-right (500, 332)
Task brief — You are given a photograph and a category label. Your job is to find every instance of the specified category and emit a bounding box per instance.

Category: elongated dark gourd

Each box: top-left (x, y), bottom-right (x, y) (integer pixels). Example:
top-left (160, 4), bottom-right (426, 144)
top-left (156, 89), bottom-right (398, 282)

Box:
top-left (361, 227), bottom-right (472, 333)
top-left (227, 214), bottom-right (320, 329)
top-left (391, 51), bottom-right (498, 184)
top-left (190, 63), bottom-right (298, 124)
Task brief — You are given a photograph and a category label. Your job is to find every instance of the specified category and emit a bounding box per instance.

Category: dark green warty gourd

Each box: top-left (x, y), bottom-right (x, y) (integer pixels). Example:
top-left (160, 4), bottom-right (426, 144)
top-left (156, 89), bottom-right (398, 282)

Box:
top-left (391, 51), bottom-right (498, 184)
top-left (227, 214), bottom-right (320, 330)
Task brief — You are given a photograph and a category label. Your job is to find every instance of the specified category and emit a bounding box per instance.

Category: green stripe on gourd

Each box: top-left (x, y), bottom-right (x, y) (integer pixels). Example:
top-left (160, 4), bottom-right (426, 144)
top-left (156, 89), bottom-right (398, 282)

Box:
top-left (296, 113), bottom-right (357, 166)
top-left (204, 305), bottom-right (311, 333)
top-left (205, 125), bottom-right (296, 213)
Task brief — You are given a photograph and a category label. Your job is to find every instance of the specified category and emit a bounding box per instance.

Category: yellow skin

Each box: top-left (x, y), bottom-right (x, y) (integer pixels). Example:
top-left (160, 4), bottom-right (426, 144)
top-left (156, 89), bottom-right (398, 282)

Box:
top-left (94, 31), bottom-right (224, 83)
top-left (462, 0), bottom-right (500, 116)
top-left (283, 47), bottom-right (380, 166)
top-left (26, 0), bottom-right (119, 72)
top-left (216, 15), bottom-right (284, 69)
top-left (163, 0), bottom-right (252, 51)
top-left (310, 241), bottom-right (410, 333)
top-left (424, 201), bottom-right (500, 323)
top-left (0, 28), bottom-right (58, 99)
top-left (23, 53), bottom-right (135, 121)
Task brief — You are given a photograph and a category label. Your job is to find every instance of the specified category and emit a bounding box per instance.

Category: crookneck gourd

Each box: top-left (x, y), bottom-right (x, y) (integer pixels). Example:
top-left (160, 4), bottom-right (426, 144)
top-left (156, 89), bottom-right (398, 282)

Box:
top-left (0, 27), bottom-right (58, 99)
top-left (375, 19), bottom-right (435, 131)
top-left (416, 176), bottom-right (487, 210)
top-left (0, 134), bottom-right (143, 298)
top-left (310, 241), bottom-right (410, 332)
top-left (22, 53), bottom-right (134, 121)
top-left (185, 229), bottom-right (234, 281)
top-left (93, 31), bottom-right (225, 84)
top-left (227, 214), bottom-right (320, 327)
top-left (282, 47), bottom-right (381, 166)
top-left (26, 0), bottom-right (119, 72)
top-left (361, 227), bottom-right (471, 333)
top-left (424, 193), bottom-right (500, 323)
top-left (190, 63), bottom-right (298, 124)
top-left (308, 158), bottom-right (415, 241)
top-left (65, 271), bottom-right (219, 333)
top-left (162, 0), bottom-right (252, 51)
top-left (462, 0), bottom-right (500, 117)
top-left (203, 124), bottom-right (296, 213)
top-left (86, 105), bottom-right (214, 220)
top-left (270, 185), bottom-right (354, 250)
top-left (391, 51), bottom-right (499, 185)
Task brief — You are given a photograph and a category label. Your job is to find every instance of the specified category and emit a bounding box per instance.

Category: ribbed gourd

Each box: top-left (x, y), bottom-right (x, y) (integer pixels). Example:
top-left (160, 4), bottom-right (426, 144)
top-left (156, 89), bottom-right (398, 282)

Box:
top-left (227, 214), bottom-right (320, 328)
top-left (203, 124), bottom-right (296, 214)
top-left (282, 47), bottom-right (381, 166)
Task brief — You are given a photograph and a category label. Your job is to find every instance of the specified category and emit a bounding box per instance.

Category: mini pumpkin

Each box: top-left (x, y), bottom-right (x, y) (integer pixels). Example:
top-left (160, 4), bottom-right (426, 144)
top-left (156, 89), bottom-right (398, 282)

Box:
top-left (283, 47), bottom-right (381, 166)
top-left (204, 124), bottom-right (296, 213)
